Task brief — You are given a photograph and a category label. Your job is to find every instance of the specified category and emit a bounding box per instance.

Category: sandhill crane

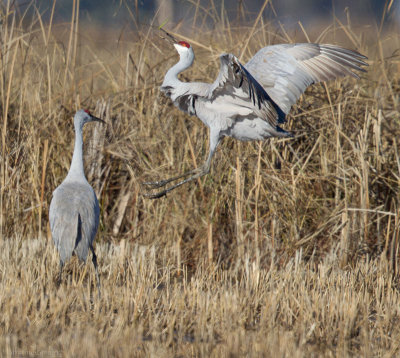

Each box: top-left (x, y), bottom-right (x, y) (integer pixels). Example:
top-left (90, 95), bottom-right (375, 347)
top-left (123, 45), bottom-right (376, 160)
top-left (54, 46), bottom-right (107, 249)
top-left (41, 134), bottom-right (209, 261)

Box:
top-left (143, 31), bottom-right (367, 198)
top-left (49, 109), bottom-right (105, 297)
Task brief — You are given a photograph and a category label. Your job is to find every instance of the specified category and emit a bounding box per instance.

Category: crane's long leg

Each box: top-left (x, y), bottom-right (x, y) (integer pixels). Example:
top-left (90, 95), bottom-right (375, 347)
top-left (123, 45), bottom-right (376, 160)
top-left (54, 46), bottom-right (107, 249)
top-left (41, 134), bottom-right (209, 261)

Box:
top-left (143, 163), bottom-right (210, 199)
top-left (143, 133), bottom-right (220, 199)
top-left (143, 167), bottom-right (199, 189)
top-left (57, 259), bottom-right (64, 286)
top-left (90, 245), bottom-right (101, 299)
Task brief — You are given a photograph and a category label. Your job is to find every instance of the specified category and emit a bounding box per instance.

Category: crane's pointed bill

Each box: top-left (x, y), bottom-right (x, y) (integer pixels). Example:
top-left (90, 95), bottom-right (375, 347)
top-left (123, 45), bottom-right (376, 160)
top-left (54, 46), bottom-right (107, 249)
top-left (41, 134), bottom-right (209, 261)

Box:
top-left (90, 115), bottom-right (105, 124)
top-left (159, 27), bottom-right (178, 44)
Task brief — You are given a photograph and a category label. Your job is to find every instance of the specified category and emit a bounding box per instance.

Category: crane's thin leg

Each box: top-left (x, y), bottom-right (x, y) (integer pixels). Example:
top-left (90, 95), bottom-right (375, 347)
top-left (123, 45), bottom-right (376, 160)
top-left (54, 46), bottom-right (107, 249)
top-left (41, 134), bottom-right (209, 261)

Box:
top-left (143, 167), bottom-right (199, 189)
top-left (57, 259), bottom-right (64, 287)
top-left (143, 133), bottom-right (220, 199)
top-left (143, 163), bottom-right (209, 199)
top-left (90, 246), bottom-right (101, 299)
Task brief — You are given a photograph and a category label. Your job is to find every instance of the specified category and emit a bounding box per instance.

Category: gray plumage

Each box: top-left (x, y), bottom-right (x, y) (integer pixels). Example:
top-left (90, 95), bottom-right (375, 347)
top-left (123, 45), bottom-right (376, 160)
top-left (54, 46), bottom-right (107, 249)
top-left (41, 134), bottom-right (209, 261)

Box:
top-left (49, 109), bottom-right (104, 296)
top-left (144, 35), bottom-right (368, 198)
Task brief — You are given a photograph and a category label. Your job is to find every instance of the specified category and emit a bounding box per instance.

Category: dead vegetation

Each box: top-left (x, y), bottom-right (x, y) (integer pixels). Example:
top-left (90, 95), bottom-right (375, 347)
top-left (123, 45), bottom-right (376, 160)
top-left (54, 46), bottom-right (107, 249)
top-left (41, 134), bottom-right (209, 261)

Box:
top-left (1, 237), bottom-right (400, 356)
top-left (0, 0), bottom-right (400, 356)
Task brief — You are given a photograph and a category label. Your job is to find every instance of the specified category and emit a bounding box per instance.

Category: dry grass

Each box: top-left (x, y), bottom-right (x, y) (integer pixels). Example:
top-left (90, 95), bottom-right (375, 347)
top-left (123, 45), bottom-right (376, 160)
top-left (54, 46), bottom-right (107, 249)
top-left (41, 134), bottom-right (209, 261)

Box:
top-left (1, 0), bottom-right (400, 356)
top-left (1, 237), bottom-right (400, 356)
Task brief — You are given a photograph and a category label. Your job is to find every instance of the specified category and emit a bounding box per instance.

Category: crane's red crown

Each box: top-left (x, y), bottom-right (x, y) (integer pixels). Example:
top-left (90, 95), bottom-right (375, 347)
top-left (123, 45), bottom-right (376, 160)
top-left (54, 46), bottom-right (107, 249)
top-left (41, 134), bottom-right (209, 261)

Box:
top-left (178, 41), bottom-right (190, 48)
top-left (84, 109), bottom-right (91, 115)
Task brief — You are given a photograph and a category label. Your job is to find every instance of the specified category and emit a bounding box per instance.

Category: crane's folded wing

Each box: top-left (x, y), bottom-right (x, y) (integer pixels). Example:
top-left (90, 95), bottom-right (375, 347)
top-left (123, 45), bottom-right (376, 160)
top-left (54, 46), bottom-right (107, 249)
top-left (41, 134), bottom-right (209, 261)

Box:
top-left (49, 188), bottom-right (80, 259)
top-left (49, 183), bottom-right (99, 261)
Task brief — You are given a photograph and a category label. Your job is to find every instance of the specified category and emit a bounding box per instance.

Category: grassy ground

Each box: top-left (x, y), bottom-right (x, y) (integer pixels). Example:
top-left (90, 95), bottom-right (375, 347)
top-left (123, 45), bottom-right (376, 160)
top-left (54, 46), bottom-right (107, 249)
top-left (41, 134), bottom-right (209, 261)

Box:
top-left (1, 237), bottom-right (400, 356)
top-left (1, 0), bottom-right (400, 356)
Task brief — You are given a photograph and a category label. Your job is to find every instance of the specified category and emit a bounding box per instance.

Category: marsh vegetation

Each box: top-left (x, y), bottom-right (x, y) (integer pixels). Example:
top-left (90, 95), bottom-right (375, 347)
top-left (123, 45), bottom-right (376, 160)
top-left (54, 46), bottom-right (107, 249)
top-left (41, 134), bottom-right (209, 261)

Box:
top-left (0, 1), bottom-right (399, 356)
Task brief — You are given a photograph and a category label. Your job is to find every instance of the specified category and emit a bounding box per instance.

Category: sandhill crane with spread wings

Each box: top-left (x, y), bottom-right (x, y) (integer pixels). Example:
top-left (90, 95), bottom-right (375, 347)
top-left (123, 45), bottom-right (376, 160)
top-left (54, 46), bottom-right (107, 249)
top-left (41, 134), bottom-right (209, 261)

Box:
top-left (144, 31), bottom-right (367, 199)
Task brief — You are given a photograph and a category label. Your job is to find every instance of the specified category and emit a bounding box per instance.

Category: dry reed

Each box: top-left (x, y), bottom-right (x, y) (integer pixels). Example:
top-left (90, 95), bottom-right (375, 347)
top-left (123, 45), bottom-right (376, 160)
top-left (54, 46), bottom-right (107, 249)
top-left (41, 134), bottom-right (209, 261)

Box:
top-left (0, 0), bottom-right (399, 356)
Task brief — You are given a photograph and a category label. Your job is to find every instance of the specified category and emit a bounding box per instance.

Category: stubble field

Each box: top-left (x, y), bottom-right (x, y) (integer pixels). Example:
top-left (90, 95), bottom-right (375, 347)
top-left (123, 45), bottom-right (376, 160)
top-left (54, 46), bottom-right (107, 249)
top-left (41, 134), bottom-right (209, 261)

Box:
top-left (1, 1), bottom-right (400, 356)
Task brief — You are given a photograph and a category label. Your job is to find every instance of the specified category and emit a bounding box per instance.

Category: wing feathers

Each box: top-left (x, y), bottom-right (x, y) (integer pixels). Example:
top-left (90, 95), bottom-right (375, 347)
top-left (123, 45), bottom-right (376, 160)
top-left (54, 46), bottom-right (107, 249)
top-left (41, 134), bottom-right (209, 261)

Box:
top-left (49, 182), bottom-right (99, 263)
top-left (208, 53), bottom-right (286, 128)
top-left (161, 42), bottom-right (367, 132)
top-left (319, 52), bottom-right (366, 75)
top-left (245, 43), bottom-right (368, 114)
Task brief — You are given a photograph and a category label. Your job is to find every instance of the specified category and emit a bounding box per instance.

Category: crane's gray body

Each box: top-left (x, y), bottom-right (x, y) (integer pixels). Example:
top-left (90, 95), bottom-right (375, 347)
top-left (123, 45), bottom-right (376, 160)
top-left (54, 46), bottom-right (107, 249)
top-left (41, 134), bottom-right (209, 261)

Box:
top-left (144, 40), bottom-right (367, 198)
top-left (49, 109), bottom-right (103, 295)
top-left (49, 181), bottom-right (99, 264)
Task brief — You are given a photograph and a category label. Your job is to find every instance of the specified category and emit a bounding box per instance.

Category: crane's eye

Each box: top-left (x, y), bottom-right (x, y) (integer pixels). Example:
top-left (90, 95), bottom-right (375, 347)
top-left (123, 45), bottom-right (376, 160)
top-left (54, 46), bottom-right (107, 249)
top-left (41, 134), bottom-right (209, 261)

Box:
top-left (178, 41), bottom-right (190, 48)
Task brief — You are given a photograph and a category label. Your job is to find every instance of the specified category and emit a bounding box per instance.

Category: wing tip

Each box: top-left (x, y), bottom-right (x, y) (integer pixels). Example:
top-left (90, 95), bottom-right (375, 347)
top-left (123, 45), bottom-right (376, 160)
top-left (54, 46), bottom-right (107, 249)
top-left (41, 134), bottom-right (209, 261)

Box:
top-left (321, 44), bottom-right (369, 62)
top-left (276, 126), bottom-right (293, 137)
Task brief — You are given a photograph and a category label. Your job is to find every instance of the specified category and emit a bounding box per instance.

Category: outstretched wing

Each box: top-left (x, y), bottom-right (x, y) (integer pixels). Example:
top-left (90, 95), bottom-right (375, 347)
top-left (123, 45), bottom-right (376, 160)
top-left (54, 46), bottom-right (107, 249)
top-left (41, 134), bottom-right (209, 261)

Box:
top-left (207, 53), bottom-right (286, 129)
top-left (245, 43), bottom-right (368, 114)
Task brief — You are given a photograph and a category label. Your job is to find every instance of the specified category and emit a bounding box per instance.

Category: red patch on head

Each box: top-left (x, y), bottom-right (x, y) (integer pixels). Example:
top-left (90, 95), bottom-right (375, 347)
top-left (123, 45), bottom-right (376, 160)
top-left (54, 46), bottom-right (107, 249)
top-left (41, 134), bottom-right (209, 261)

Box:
top-left (84, 109), bottom-right (91, 115)
top-left (178, 41), bottom-right (190, 48)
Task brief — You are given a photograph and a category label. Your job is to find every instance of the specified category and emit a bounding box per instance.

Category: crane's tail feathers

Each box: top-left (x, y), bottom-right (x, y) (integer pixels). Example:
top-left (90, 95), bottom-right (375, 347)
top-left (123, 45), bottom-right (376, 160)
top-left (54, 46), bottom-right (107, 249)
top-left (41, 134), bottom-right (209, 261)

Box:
top-left (275, 126), bottom-right (293, 138)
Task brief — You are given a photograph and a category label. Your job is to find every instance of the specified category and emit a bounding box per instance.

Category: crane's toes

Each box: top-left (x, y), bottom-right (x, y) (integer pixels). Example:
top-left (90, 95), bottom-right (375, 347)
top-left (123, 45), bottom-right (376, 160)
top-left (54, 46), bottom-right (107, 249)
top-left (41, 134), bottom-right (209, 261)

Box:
top-left (142, 190), bottom-right (167, 199)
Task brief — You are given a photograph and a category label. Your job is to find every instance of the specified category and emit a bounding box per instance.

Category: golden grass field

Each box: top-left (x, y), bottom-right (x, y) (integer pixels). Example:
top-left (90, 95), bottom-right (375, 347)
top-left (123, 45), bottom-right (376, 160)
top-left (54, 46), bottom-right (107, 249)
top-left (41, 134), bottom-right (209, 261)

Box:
top-left (1, 0), bottom-right (400, 356)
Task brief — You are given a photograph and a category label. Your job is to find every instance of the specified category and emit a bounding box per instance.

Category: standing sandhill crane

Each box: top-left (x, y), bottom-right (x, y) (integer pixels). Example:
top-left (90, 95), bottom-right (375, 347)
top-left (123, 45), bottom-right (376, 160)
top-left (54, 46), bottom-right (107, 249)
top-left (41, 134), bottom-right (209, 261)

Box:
top-left (143, 31), bottom-right (367, 198)
top-left (49, 109), bottom-right (105, 297)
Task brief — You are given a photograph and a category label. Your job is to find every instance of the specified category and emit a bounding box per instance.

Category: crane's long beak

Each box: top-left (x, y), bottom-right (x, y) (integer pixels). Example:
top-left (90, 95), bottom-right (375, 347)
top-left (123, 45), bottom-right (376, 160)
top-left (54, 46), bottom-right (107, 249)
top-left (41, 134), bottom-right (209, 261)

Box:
top-left (90, 114), bottom-right (106, 124)
top-left (159, 27), bottom-right (178, 45)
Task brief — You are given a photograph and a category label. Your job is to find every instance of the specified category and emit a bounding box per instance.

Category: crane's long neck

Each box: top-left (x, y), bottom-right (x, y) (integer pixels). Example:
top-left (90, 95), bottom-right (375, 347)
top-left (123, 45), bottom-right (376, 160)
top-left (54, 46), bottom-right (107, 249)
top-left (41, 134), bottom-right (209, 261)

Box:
top-left (66, 123), bottom-right (86, 182)
top-left (163, 53), bottom-right (194, 87)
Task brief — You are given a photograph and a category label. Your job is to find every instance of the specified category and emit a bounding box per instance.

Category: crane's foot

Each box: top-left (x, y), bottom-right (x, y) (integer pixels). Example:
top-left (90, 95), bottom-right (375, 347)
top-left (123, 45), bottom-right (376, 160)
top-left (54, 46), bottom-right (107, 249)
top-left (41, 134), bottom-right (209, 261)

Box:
top-left (142, 190), bottom-right (168, 199)
top-left (142, 167), bottom-right (201, 190)
top-left (142, 170), bottom-right (210, 199)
